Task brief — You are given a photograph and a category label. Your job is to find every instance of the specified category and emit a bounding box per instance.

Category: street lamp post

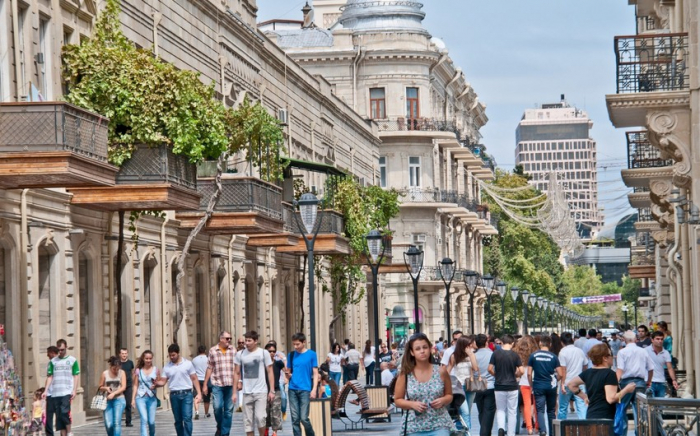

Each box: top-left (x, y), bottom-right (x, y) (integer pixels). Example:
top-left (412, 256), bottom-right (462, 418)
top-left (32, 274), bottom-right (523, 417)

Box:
top-left (404, 246), bottom-right (425, 333)
top-left (622, 304), bottom-right (629, 330)
top-left (294, 192), bottom-right (323, 352)
top-left (521, 290), bottom-right (530, 335)
top-left (463, 270), bottom-right (480, 335)
top-left (510, 286), bottom-right (519, 334)
top-left (634, 302), bottom-right (638, 328)
top-left (537, 297), bottom-right (545, 332)
top-left (364, 230), bottom-right (385, 387)
top-left (439, 258), bottom-right (456, 340)
top-left (482, 274), bottom-right (496, 336)
top-left (497, 281), bottom-right (507, 335)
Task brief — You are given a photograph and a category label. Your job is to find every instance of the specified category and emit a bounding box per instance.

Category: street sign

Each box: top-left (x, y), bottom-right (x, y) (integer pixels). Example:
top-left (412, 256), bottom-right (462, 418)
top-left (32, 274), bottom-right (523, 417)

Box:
top-left (570, 293), bottom-right (622, 305)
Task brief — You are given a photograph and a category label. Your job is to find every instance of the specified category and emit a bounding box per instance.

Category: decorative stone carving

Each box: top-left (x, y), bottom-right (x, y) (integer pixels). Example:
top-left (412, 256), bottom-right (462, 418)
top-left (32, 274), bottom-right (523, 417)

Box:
top-left (652, 230), bottom-right (674, 248)
top-left (649, 178), bottom-right (673, 213)
top-left (651, 204), bottom-right (673, 229)
top-left (647, 110), bottom-right (691, 188)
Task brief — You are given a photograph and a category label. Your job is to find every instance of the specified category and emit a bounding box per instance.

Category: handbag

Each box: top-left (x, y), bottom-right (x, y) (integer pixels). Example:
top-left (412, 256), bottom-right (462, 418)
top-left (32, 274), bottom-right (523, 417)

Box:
top-left (90, 389), bottom-right (107, 411)
top-left (466, 373), bottom-right (488, 392)
top-left (613, 401), bottom-right (627, 435)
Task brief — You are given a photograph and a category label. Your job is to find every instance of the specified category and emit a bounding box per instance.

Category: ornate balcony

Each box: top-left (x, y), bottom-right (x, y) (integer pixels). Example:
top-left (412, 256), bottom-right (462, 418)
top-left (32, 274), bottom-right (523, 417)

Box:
top-left (626, 131), bottom-right (673, 169)
top-left (606, 33), bottom-right (690, 128)
top-left (375, 117), bottom-right (461, 141)
top-left (69, 143), bottom-right (200, 210)
top-left (638, 207), bottom-right (653, 222)
top-left (0, 102), bottom-right (118, 188)
top-left (177, 176), bottom-right (285, 235)
top-left (399, 188), bottom-right (460, 206)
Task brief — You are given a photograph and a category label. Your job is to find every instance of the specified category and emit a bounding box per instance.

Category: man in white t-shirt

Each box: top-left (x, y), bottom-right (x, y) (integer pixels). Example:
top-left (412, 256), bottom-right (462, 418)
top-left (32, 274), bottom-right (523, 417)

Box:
top-left (191, 345), bottom-right (210, 419)
top-left (380, 362), bottom-right (393, 386)
top-left (440, 330), bottom-right (463, 370)
top-left (557, 332), bottom-right (588, 419)
top-left (156, 343), bottom-right (202, 436)
top-left (233, 331), bottom-right (275, 436)
top-left (646, 331), bottom-right (679, 398)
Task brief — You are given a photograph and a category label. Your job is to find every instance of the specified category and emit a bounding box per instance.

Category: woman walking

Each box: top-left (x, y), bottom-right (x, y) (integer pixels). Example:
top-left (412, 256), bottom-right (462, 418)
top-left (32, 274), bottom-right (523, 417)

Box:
top-left (99, 356), bottom-right (127, 436)
top-left (131, 350), bottom-right (160, 436)
top-left (395, 333), bottom-right (455, 436)
top-left (326, 343), bottom-right (343, 386)
top-left (514, 335), bottom-right (539, 435)
top-left (446, 336), bottom-right (478, 431)
top-left (361, 340), bottom-right (376, 385)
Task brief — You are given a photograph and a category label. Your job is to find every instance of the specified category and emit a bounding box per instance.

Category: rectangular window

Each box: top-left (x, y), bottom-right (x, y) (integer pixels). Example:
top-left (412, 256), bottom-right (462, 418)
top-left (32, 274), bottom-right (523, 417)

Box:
top-left (412, 234), bottom-right (426, 253)
top-left (370, 88), bottom-right (386, 119)
top-left (39, 18), bottom-right (52, 100)
top-left (409, 156), bottom-right (421, 187)
top-left (17, 6), bottom-right (27, 99)
top-left (63, 27), bottom-right (73, 46)
top-left (379, 156), bottom-right (387, 188)
top-left (406, 87), bottom-right (419, 127)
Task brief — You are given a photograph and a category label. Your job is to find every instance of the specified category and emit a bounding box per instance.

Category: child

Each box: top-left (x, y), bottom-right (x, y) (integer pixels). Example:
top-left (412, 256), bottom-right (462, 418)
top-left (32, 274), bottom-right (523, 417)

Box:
top-left (30, 388), bottom-right (44, 435)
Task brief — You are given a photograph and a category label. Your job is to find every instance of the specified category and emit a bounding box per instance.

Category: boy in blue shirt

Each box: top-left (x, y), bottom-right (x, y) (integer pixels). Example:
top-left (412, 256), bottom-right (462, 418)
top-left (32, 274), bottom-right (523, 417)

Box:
top-left (528, 336), bottom-right (563, 436)
top-left (284, 333), bottom-right (318, 436)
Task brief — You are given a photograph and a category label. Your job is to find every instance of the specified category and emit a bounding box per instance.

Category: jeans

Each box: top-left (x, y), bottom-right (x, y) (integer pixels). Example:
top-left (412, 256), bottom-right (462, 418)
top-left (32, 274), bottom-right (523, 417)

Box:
top-left (650, 382), bottom-right (667, 398)
top-left (458, 390), bottom-right (476, 429)
top-left (44, 396), bottom-right (56, 436)
top-left (135, 396), bottom-right (157, 436)
top-left (365, 362), bottom-right (375, 385)
top-left (407, 429), bottom-right (451, 436)
top-left (170, 390), bottom-right (194, 436)
top-left (495, 390), bottom-right (519, 436)
top-left (619, 378), bottom-right (647, 436)
top-left (289, 389), bottom-right (315, 436)
top-left (558, 385), bottom-right (587, 419)
top-left (534, 388), bottom-right (557, 435)
top-left (123, 385), bottom-right (133, 425)
top-left (280, 380), bottom-right (288, 414)
top-left (329, 371), bottom-right (342, 386)
top-left (475, 389), bottom-right (496, 436)
top-left (211, 385), bottom-right (234, 435)
top-left (345, 364), bottom-right (359, 382)
top-left (103, 397), bottom-right (126, 436)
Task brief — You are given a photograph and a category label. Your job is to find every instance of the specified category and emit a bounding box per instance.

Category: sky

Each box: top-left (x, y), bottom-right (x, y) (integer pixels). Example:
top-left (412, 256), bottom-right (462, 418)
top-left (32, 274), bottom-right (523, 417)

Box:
top-left (256, 1), bottom-right (637, 227)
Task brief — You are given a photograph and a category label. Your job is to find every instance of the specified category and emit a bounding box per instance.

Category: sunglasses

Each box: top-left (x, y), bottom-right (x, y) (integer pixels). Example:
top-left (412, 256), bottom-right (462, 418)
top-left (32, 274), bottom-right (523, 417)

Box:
top-left (223, 337), bottom-right (232, 341)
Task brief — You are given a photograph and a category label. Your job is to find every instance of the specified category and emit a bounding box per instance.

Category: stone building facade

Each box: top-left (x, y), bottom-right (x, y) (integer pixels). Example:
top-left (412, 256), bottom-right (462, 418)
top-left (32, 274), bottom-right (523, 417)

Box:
top-left (263, 0), bottom-right (498, 342)
top-left (0, 0), bottom-right (379, 422)
top-left (610, 0), bottom-right (700, 394)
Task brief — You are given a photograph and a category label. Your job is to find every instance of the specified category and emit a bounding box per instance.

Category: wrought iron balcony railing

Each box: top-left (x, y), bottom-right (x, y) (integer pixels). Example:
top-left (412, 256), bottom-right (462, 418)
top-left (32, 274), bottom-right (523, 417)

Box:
top-left (197, 177), bottom-right (282, 220)
top-left (400, 188), bottom-right (461, 204)
top-left (376, 117), bottom-right (460, 138)
top-left (282, 202), bottom-right (345, 236)
top-left (457, 195), bottom-right (479, 213)
top-left (117, 143), bottom-right (197, 190)
top-left (0, 102), bottom-right (109, 160)
top-left (614, 33), bottom-right (689, 93)
top-left (634, 186), bottom-right (650, 193)
top-left (626, 130), bottom-right (673, 169)
top-left (421, 267), bottom-right (466, 283)
top-left (638, 207), bottom-right (653, 222)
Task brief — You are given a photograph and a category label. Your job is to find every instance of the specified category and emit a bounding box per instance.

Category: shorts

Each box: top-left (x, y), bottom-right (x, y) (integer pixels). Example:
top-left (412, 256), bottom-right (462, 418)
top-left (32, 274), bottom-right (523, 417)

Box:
top-left (243, 392), bottom-right (268, 432)
top-left (197, 380), bottom-right (211, 403)
top-left (53, 395), bottom-right (72, 430)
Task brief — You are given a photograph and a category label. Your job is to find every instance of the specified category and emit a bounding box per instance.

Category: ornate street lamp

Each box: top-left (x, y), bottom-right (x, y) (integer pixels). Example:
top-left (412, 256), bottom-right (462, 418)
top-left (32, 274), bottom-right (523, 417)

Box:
top-left (497, 281), bottom-right (507, 335)
top-left (510, 286), bottom-right (520, 334)
top-left (537, 297), bottom-right (545, 332)
top-left (404, 245), bottom-right (425, 333)
top-left (482, 274), bottom-right (496, 336)
top-left (622, 304), bottom-right (629, 330)
top-left (439, 258), bottom-right (456, 340)
top-left (463, 270), bottom-right (480, 335)
top-left (364, 229), bottom-right (385, 386)
top-left (521, 289), bottom-right (530, 335)
top-left (294, 192), bottom-right (323, 352)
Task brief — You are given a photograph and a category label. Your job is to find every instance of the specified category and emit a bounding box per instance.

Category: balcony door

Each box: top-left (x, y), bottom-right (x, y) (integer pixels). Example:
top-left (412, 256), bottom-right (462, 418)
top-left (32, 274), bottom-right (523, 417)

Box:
top-left (406, 87), bottom-right (420, 130)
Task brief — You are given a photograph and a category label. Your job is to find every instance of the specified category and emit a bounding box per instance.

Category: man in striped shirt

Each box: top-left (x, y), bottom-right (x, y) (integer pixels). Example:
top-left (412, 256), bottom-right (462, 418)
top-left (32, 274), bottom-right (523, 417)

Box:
top-left (203, 331), bottom-right (236, 436)
top-left (43, 339), bottom-right (79, 436)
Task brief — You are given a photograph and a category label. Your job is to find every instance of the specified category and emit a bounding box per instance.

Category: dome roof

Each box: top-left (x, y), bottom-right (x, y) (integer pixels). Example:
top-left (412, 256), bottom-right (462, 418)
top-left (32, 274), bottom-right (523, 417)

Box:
top-left (338, 0), bottom-right (428, 34)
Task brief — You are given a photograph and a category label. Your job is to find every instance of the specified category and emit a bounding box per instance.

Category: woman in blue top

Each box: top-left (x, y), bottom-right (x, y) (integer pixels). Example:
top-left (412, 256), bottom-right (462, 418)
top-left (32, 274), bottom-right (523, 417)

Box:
top-left (131, 350), bottom-right (160, 436)
top-left (394, 333), bottom-right (455, 436)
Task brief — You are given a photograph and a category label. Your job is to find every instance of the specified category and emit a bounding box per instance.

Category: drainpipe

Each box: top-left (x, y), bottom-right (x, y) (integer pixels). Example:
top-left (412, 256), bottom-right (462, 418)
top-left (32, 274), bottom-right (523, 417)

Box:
top-left (160, 213), bottom-right (169, 350)
top-left (19, 189), bottom-right (28, 388)
top-left (680, 188), bottom-right (695, 395)
top-left (667, 226), bottom-right (682, 365)
top-left (11, 0), bottom-right (22, 99)
top-left (352, 46), bottom-right (366, 112)
top-left (107, 211), bottom-right (115, 355)
top-left (228, 235), bottom-right (239, 335)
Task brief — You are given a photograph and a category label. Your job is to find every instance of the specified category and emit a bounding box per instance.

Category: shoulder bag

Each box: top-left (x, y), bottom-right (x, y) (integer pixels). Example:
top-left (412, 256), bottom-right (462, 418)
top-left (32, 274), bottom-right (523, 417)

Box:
top-left (138, 368), bottom-right (161, 408)
top-left (466, 372), bottom-right (488, 392)
top-left (90, 388), bottom-right (107, 411)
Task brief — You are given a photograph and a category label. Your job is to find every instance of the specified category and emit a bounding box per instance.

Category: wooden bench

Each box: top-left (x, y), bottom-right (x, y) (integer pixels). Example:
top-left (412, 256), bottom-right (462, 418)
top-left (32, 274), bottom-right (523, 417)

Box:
top-left (553, 419), bottom-right (614, 436)
top-left (331, 381), bottom-right (391, 430)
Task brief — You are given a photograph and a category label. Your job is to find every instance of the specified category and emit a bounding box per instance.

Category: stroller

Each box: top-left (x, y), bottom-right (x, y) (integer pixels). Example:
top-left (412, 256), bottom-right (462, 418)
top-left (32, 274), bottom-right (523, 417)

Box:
top-left (448, 375), bottom-right (469, 436)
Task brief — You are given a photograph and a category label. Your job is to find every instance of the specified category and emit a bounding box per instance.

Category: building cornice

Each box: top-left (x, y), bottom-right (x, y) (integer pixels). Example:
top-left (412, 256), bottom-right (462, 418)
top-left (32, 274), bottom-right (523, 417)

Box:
top-left (605, 90), bottom-right (690, 128)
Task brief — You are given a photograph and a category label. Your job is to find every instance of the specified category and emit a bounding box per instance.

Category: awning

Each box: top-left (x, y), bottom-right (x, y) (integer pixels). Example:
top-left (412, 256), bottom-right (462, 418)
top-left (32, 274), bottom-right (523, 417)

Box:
top-left (283, 157), bottom-right (347, 177)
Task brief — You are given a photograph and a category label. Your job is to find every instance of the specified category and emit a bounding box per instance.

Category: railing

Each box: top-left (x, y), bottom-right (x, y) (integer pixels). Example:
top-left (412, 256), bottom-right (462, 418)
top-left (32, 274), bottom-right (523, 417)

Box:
top-left (399, 188), bottom-right (460, 204)
top-left (375, 117), bottom-right (460, 137)
top-left (638, 207), bottom-right (653, 222)
top-left (482, 156), bottom-right (496, 171)
top-left (420, 267), bottom-right (466, 283)
top-left (457, 195), bottom-right (479, 213)
top-left (0, 102), bottom-right (109, 161)
top-left (283, 202), bottom-right (345, 236)
top-left (627, 131), bottom-right (673, 169)
top-left (615, 33), bottom-right (689, 93)
top-left (116, 143), bottom-right (197, 190)
top-left (197, 177), bottom-right (282, 220)
top-left (634, 186), bottom-right (650, 193)
top-left (636, 393), bottom-right (700, 436)
top-left (637, 15), bottom-right (656, 33)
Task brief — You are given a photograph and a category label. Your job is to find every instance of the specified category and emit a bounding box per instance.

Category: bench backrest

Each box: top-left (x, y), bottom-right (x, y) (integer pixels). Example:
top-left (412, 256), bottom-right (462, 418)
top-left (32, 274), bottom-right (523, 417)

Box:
top-left (335, 382), bottom-right (353, 411)
top-left (348, 380), bottom-right (371, 410)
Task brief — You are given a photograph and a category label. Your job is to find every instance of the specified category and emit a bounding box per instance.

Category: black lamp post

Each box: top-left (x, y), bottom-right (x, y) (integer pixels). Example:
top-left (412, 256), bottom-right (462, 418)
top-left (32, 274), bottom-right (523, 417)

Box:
top-left (463, 270), bottom-right (480, 335)
top-left (364, 229), bottom-right (385, 386)
top-left (510, 286), bottom-right (519, 334)
top-left (294, 192), bottom-right (323, 352)
top-left (482, 274), bottom-right (496, 336)
top-left (497, 281), bottom-right (507, 335)
top-left (439, 258), bottom-right (456, 340)
top-left (538, 297), bottom-right (546, 332)
top-left (622, 304), bottom-right (629, 330)
top-left (521, 289), bottom-right (530, 335)
top-left (404, 245), bottom-right (424, 333)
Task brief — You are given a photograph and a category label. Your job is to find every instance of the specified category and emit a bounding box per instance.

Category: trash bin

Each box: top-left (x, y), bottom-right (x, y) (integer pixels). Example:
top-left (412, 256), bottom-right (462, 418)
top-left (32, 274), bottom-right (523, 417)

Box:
top-left (302, 397), bottom-right (332, 436)
top-left (553, 419), bottom-right (614, 436)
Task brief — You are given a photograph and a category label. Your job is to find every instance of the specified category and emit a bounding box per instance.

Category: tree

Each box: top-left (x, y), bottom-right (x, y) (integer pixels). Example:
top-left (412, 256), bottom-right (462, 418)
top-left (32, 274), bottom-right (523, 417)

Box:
top-left (560, 266), bottom-right (606, 317)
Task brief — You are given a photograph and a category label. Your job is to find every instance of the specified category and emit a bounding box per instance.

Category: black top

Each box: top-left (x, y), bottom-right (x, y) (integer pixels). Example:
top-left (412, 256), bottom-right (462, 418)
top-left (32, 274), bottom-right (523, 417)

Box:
top-left (489, 349), bottom-right (521, 391)
top-left (268, 360), bottom-right (285, 391)
top-left (579, 368), bottom-right (619, 420)
top-left (378, 352), bottom-right (393, 364)
top-left (636, 337), bottom-right (652, 348)
top-left (121, 360), bottom-right (135, 388)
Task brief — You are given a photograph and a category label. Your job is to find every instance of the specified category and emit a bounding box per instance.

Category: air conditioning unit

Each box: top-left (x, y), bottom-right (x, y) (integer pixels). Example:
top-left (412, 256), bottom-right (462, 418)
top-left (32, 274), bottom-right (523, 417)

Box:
top-left (413, 234), bottom-right (426, 243)
top-left (278, 108), bottom-right (288, 126)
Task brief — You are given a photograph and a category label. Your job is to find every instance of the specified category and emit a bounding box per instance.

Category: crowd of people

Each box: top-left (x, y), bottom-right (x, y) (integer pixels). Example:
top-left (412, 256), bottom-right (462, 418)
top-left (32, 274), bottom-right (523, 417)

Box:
top-left (393, 323), bottom-right (677, 436)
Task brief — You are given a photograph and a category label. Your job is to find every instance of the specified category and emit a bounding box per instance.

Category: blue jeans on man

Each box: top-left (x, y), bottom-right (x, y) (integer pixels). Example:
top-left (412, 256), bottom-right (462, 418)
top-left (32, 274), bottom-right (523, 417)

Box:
top-left (534, 388), bottom-right (558, 436)
top-left (649, 382), bottom-right (667, 398)
top-left (170, 390), bottom-right (194, 436)
top-left (558, 385), bottom-right (588, 419)
top-left (289, 389), bottom-right (315, 436)
top-left (619, 377), bottom-right (647, 436)
top-left (211, 385), bottom-right (234, 436)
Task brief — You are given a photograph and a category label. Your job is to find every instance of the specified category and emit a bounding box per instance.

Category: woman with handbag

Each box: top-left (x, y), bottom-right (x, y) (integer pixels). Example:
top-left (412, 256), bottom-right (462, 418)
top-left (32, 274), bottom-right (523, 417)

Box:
top-left (98, 356), bottom-right (127, 436)
top-left (131, 350), bottom-right (160, 436)
top-left (395, 333), bottom-right (455, 436)
top-left (446, 336), bottom-right (479, 431)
